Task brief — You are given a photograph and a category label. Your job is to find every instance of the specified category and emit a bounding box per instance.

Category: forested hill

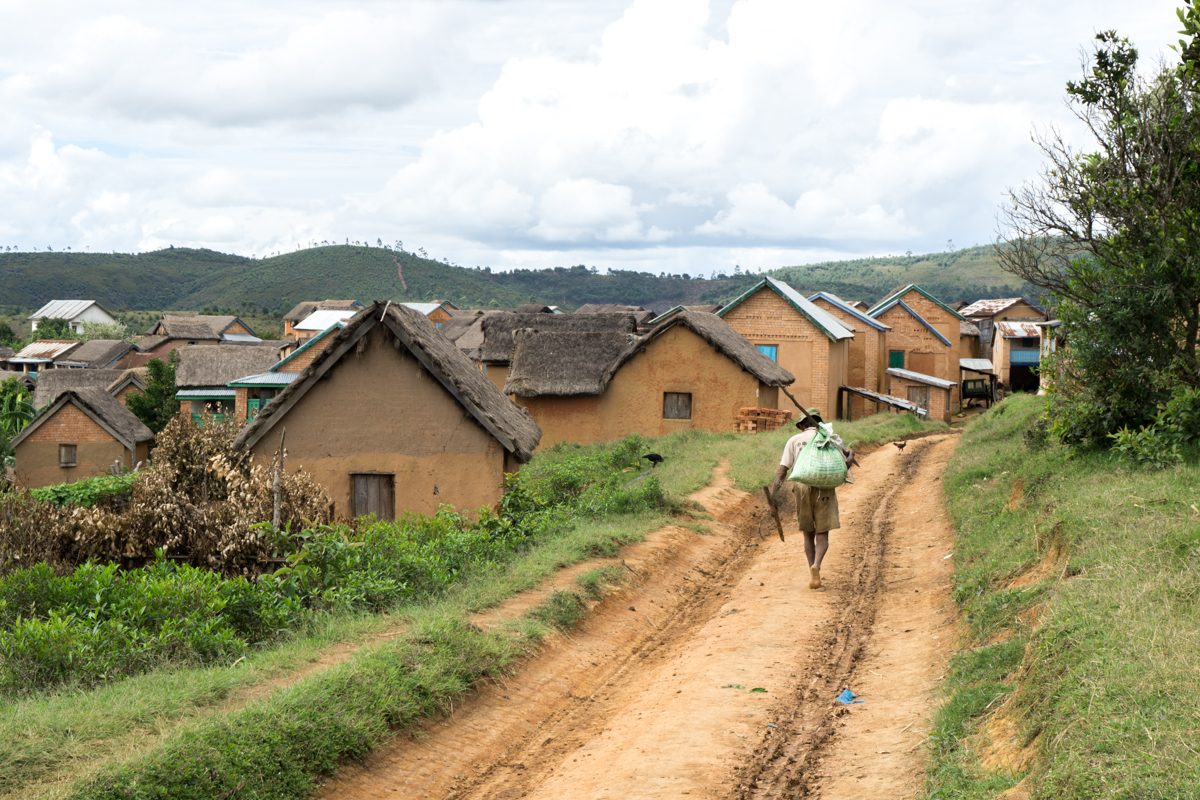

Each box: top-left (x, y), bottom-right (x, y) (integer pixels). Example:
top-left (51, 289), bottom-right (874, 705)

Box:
top-left (0, 243), bottom-right (1032, 315)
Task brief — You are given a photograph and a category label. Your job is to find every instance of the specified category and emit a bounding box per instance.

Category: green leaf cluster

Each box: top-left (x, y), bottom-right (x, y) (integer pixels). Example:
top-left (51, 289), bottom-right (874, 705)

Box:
top-left (28, 472), bottom-right (138, 508)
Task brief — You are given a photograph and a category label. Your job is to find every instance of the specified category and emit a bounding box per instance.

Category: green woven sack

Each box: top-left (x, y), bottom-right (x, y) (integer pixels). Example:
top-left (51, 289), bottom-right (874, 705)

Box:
top-left (787, 422), bottom-right (847, 488)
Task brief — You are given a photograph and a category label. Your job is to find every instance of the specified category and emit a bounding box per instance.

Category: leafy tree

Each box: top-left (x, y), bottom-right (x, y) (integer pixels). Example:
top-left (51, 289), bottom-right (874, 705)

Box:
top-left (998, 12), bottom-right (1200, 446)
top-left (34, 318), bottom-right (78, 340)
top-left (0, 322), bottom-right (17, 346)
top-left (0, 377), bottom-right (34, 464)
top-left (126, 354), bottom-right (181, 433)
top-left (76, 320), bottom-right (132, 342)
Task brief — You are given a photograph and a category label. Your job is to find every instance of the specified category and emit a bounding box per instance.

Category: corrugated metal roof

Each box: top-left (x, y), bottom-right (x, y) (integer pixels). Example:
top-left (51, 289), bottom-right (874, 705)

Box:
top-left (28, 300), bottom-right (101, 321)
top-left (960, 358), bottom-right (995, 373)
top-left (808, 291), bottom-right (891, 332)
top-left (887, 368), bottom-right (956, 389)
top-left (839, 385), bottom-right (927, 417)
top-left (295, 309), bottom-right (359, 330)
top-left (401, 302), bottom-right (446, 316)
top-left (221, 333), bottom-right (262, 343)
top-left (227, 372), bottom-right (300, 387)
top-left (14, 340), bottom-right (83, 359)
top-left (959, 298), bottom-right (1023, 317)
top-left (176, 388), bottom-right (236, 398)
top-left (995, 321), bottom-right (1043, 338)
top-left (718, 278), bottom-right (854, 341)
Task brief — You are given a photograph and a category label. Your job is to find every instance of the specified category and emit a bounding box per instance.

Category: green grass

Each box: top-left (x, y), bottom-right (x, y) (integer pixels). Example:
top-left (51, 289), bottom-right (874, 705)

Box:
top-left (926, 394), bottom-right (1200, 800)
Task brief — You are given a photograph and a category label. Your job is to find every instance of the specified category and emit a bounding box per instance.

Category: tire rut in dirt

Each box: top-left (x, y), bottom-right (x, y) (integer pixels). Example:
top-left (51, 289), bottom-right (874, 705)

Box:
top-left (732, 438), bottom-right (937, 799)
top-left (445, 493), bottom-right (768, 800)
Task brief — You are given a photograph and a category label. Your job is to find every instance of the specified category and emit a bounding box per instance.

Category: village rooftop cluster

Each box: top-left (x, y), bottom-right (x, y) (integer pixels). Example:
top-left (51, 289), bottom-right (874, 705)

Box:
top-left (4, 283), bottom-right (1056, 520)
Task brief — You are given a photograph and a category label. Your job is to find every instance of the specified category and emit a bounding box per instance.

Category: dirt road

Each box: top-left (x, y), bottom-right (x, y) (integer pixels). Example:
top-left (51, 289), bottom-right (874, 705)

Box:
top-left (318, 432), bottom-right (961, 800)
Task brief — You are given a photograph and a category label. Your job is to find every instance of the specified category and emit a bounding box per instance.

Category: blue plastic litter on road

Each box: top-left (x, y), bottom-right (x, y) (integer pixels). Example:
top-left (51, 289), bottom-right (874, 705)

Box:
top-left (836, 688), bottom-right (865, 704)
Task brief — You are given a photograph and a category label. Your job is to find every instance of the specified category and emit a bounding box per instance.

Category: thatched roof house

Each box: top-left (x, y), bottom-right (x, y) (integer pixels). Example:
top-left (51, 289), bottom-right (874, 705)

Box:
top-left (12, 388), bottom-right (154, 488)
top-left (575, 304), bottom-right (656, 328)
top-left (55, 339), bottom-right (135, 370)
top-left (147, 313), bottom-right (258, 341)
top-left (33, 368), bottom-right (126, 409)
top-left (107, 367), bottom-right (149, 405)
top-left (175, 345), bottom-right (283, 422)
top-left (504, 310), bottom-right (794, 448)
top-left (232, 302), bottom-right (541, 520)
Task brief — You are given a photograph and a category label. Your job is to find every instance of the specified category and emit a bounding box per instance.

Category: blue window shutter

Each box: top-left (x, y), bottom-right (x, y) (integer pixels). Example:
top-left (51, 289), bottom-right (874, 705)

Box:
top-left (757, 345), bottom-right (778, 362)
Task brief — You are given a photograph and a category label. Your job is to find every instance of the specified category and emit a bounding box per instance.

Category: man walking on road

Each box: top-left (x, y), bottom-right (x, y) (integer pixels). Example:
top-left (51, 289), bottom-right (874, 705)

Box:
top-left (769, 409), bottom-right (853, 590)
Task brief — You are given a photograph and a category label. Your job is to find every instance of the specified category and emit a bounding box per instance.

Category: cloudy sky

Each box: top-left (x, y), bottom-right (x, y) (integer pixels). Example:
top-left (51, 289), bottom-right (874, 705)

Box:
top-left (0, 0), bottom-right (1184, 276)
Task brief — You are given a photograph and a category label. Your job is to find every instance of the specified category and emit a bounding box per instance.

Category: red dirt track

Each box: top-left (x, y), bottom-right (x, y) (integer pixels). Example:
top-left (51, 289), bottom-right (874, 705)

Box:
top-left (317, 432), bottom-right (961, 800)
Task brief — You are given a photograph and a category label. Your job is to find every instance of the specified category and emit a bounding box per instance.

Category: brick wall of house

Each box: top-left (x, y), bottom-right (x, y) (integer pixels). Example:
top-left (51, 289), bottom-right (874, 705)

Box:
top-left (25, 403), bottom-right (112, 443)
top-left (235, 387), bottom-right (250, 421)
top-left (887, 375), bottom-right (952, 423)
top-left (812, 298), bottom-right (883, 418)
top-left (877, 291), bottom-right (961, 410)
top-left (428, 307), bottom-right (453, 325)
top-left (284, 339), bottom-right (330, 373)
top-left (721, 288), bottom-right (835, 419)
top-left (17, 402), bottom-right (130, 488)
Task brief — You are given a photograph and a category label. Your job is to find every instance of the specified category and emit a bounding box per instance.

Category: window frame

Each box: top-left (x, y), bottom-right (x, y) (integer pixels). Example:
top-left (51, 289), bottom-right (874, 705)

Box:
top-left (59, 443), bottom-right (77, 468)
top-left (663, 391), bottom-right (693, 420)
top-left (351, 472), bottom-right (396, 521)
top-left (756, 344), bottom-right (778, 362)
top-left (889, 350), bottom-right (905, 369)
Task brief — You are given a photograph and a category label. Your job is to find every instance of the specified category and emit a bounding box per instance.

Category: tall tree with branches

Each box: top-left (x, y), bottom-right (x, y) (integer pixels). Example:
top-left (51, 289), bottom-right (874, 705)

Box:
top-left (998, 5), bottom-right (1200, 445)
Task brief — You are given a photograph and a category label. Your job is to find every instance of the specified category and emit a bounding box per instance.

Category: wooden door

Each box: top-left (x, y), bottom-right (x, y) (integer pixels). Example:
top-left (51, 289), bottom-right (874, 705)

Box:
top-left (352, 474), bottom-right (395, 521)
top-left (907, 386), bottom-right (930, 412)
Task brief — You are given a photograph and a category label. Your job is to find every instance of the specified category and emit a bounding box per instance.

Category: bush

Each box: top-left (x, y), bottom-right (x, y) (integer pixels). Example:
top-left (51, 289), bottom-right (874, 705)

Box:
top-left (30, 473), bottom-right (137, 508)
top-left (1109, 386), bottom-right (1200, 468)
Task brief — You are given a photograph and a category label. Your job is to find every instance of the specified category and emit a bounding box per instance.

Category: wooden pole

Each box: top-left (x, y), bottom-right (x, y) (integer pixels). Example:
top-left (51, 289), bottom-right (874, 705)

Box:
top-left (272, 428), bottom-right (286, 528)
top-left (762, 486), bottom-right (786, 542)
top-left (778, 385), bottom-right (820, 427)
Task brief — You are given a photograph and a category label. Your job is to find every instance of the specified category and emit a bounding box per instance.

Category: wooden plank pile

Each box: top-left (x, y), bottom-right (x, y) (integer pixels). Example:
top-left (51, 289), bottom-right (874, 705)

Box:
top-left (734, 407), bottom-right (792, 433)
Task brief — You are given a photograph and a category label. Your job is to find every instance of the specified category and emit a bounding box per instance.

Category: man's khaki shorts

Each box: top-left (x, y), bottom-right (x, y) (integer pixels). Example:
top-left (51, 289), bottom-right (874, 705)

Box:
top-left (793, 483), bottom-right (840, 533)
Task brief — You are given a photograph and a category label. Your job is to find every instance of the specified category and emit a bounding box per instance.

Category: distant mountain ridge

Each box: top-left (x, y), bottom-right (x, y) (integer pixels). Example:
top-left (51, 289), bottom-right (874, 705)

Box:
top-left (0, 243), bottom-right (1032, 315)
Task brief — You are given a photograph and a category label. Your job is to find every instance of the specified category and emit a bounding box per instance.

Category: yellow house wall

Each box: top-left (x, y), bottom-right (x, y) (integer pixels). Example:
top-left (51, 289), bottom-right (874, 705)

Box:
top-left (877, 290), bottom-right (961, 410)
top-left (720, 287), bottom-right (837, 419)
top-left (15, 403), bottom-right (132, 488)
top-left (514, 325), bottom-right (766, 448)
top-left (248, 326), bottom-right (511, 519)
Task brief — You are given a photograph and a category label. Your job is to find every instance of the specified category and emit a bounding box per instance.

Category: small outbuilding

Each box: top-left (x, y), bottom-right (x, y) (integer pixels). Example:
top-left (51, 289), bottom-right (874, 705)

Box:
top-left (28, 300), bottom-right (118, 334)
top-left (12, 388), bottom-right (154, 488)
top-left (885, 368), bottom-right (955, 423)
top-left (232, 302), bottom-right (542, 520)
top-left (504, 310), bottom-right (794, 448)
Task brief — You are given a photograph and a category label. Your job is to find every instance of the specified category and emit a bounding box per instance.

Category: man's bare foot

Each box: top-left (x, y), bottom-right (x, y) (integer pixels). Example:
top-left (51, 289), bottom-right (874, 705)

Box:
top-left (809, 566), bottom-right (821, 590)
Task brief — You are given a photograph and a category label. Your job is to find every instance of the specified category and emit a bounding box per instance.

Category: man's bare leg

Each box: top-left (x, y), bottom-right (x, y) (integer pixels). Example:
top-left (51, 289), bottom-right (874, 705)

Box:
top-left (804, 532), bottom-right (829, 589)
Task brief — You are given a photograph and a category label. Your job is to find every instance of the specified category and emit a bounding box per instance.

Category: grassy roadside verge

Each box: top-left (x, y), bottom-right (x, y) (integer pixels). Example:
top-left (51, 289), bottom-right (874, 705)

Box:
top-left (5, 413), bottom-right (944, 800)
top-left (927, 394), bottom-right (1200, 799)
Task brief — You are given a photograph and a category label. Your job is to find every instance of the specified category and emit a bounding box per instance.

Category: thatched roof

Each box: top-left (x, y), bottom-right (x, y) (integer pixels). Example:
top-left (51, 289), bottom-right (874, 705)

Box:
top-left (0, 370), bottom-right (33, 389)
top-left (148, 314), bottom-right (258, 340)
top-left (107, 367), bottom-right (149, 395)
top-left (33, 369), bottom-right (126, 409)
top-left (283, 300), bottom-right (363, 323)
top-left (0, 347), bottom-right (14, 360)
top-left (437, 315), bottom-right (483, 345)
top-left (960, 320), bottom-right (981, 337)
top-left (134, 335), bottom-right (169, 352)
top-left (575, 304), bottom-right (655, 325)
top-left (233, 302), bottom-right (542, 462)
top-left (59, 339), bottom-right (133, 368)
top-left (479, 312), bottom-right (636, 364)
top-left (504, 310), bottom-right (793, 398)
top-left (514, 304), bottom-right (554, 314)
top-left (13, 388), bottom-right (154, 451)
top-left (175, 346), bottom-right (282, 389)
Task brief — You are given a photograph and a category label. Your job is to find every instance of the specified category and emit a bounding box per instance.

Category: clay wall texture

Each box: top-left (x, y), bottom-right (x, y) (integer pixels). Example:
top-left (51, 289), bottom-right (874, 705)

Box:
top-left (113, 383), bottom-right (137, 405)
top-left (514, 324), bottom-right (770, 448)
top-left (16, 403), bottom-right (133, 487)
top-left (482, 362), bottom-right (509, 392)
top-left (428, 307), bottom-right (453, 325)
top-left (811, 298), bottom-right (885, 418)
top-left (720, 288), bottom-right (845, 419)
top-left (877, 290), bottom-right (961, 410)
top-left (249, 326), bottom-right (510, 519)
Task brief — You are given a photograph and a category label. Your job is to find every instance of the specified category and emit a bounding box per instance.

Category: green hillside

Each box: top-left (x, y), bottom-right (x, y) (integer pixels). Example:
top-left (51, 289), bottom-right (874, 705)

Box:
top-left (0, 242), bottom-right (1033, 321)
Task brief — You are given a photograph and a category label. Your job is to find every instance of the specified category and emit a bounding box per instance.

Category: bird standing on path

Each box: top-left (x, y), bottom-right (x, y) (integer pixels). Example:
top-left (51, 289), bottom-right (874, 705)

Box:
top-left (893, 441), bottom-right (907, 453)
top-left (643, 453), bottom-right (665, 468)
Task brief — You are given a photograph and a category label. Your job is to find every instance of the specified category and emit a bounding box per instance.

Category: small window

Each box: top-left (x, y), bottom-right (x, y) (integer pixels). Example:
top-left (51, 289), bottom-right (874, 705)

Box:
top-left (889, 350), bottom-right (905, 369)
top-left (663, 392), bottom-right (692, 420)
top-left (756, 344), bottom-right (778, 362)
top-left (435, 322), bottom-right (442, 328)
top-left (1020, 337), bottom-right (1038, 348)
top-left (352, 473), bottom-right (396, 520)
top-left (59, 444), bottom-right (77, 467)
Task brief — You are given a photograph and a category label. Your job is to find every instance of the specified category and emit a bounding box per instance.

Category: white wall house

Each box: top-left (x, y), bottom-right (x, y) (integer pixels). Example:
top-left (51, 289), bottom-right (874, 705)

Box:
top-left (28, 300), bottom-right (118, 333)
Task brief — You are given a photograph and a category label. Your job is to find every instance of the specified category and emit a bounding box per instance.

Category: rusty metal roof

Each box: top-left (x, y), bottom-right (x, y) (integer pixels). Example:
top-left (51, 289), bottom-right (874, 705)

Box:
top-left (14, 340), bottom-right (83, 359)
top-left (995, 321), bottom-right (1043, 338)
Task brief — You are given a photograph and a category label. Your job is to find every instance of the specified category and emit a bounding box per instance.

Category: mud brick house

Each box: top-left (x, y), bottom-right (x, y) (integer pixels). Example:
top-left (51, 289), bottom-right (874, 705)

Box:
top-left (174, 346), bottom-right (284, 424)
top-left (400, 301), bottom-right (458, 327)
top-left (504, 310), bottom-right (794, 448)
top-left (959, 298), bottom-right (1048, 392)
top-left (9, 340), bottom-right (84, 374)
top-left (283, 300), bottom-right (364, 338)
top-left (33, 369), bottom-right (126, 409)
top-left (132, 314), bottom-right (263, 366)
top-left (959, 297), bottom-right (1046, 354)
top-left (12, 388), bottom-right (154, 488)
top-left (808, 292), bottom-right (891, 419)
top-left (232, 302), bottom-right (541, 520)
top-left (107, 368), bottom-right (148, 405)
top-left (28, 300), bottom-right (118, 334)
top-left (884, 368), bottom-right (955, 423)
top-left (868, 285), bottom-right (967, 411)
top-left (52, 339), bottom-right (136, 370)
top-left (470, 312), bottom-right (638, 393)
top-left (717, 277), bottom-right (853, 420)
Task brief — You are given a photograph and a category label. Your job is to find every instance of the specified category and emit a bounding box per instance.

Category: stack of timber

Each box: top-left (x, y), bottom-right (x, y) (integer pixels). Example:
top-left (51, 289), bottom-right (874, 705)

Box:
top-left (735, 407), bottom-right (792, 433)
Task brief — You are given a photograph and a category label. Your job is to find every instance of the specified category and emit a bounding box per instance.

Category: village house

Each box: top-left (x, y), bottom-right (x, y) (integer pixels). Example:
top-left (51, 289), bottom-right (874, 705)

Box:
top-left (174, 346), bottom-right (284, 424)
top-left (52, 339), bottom-right (136, 370)
top-left (473, 312), bottom-right (638, 393)
top-left (132, 313), bottom-right (264, 366)
top-left (808, 292), bottom-right (891, 419)
top-left (959, 298), bottom-right (1048, 393)
top-left (400, 301), bottom-right (457, 327)
top-left (504, 310), bottom-right (794, 448)
top-left (33, 369), bottom-right (126, 409)
top-left (232, 302), bottom-right (541, 520)
top-left (575, 304), bottom-right (657, 330)
top-left (884, 368), bottom-right (956, 423)
top-left (959, 297), bottom-right (1047, 353)
top-left (867, 285), bottom-right (968, 412)
top-left (12, 388), bottom-right (154, 489)
top-left (292, 310), bottom-right (360, 341)
top-left (9, 340), bottom-right (84, 374)
top-left (282, 300), bottom-right (363, 338)
top-left (27, 300), bottom-right (118, 334)
top-left (107, 368), bottom-right (149, 405)
top-left (717, 277), bottom-right (853, 420)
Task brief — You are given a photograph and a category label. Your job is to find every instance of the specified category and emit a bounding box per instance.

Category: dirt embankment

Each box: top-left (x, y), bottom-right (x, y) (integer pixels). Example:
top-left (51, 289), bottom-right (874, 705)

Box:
top-left (318, 433), bottom-right (962, 800)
